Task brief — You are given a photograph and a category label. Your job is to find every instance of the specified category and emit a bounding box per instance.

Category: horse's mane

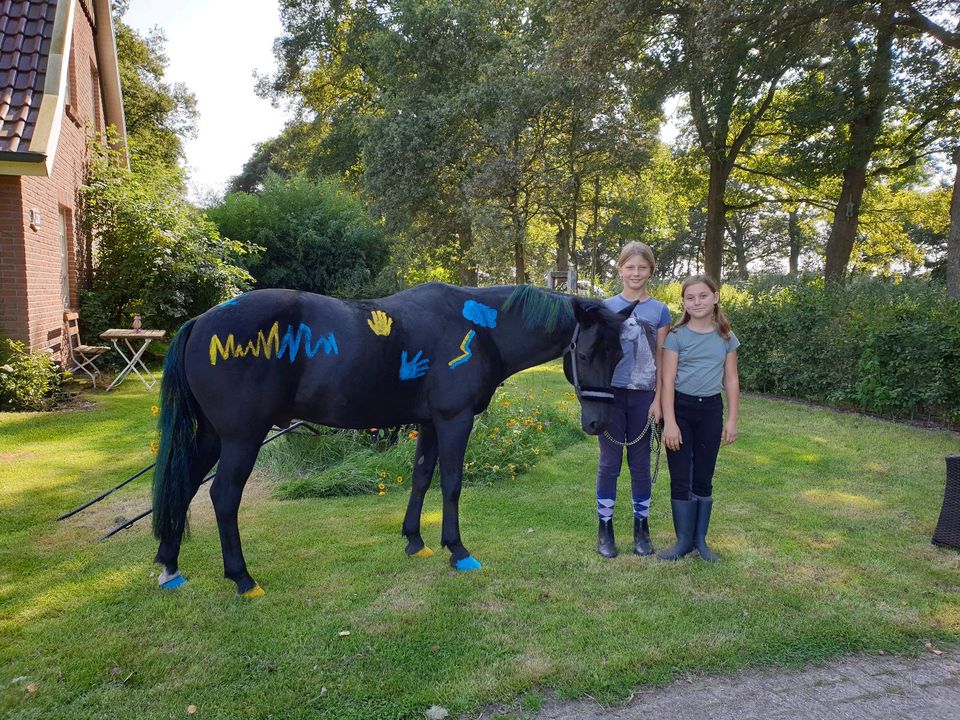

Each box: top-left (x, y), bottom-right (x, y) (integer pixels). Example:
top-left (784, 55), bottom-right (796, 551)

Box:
top-left (500, 285), bottom-right (575, 332)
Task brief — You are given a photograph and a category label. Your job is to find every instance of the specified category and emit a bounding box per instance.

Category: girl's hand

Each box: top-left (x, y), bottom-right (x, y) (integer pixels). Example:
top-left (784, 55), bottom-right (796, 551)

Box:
top-left (722, 419), bottom-right (738, 444)
top-left (649, 398), bottom-right (663, 423)
top-left (663, 422), bottom-right (682, 451)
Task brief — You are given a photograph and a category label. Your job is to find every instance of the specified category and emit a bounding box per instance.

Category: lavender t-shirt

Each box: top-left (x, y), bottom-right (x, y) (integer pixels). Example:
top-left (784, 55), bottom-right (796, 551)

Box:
top-left (603, 295), bottom-right (672, 390)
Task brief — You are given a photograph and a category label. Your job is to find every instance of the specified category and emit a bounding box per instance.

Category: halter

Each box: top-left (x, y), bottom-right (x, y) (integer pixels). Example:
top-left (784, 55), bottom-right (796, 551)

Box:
top-left (566, 323), bottom-right (615, 403)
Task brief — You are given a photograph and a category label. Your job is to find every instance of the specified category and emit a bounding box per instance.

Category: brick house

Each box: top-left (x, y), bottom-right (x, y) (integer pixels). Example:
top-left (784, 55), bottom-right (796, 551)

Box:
top-left (0, 0), bottom-right (125, 357)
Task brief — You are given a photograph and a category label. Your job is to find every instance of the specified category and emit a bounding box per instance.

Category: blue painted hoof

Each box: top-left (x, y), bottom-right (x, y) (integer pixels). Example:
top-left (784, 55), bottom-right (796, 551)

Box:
top-left (159, 573), bottom-right (187, 590)
top-left (454, 556), bottom-right (482, 571)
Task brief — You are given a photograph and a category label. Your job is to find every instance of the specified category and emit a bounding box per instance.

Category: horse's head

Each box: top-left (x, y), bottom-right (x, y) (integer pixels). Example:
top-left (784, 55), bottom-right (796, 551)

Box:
top-left (563, 298), bottom-right (637, 435)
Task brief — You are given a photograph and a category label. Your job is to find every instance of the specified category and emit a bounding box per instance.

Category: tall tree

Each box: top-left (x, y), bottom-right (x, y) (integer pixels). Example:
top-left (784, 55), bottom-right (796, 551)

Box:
top-left (113, 5), bottom-right (198, 170)
top-left (949, 147), bottom-right (960, 298)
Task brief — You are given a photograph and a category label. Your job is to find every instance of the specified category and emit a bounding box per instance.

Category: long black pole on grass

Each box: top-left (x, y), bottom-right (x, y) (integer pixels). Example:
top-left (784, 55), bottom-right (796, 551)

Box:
top-left (97, 421), bottom-right (317, 541)
top-left (59, 421), bottom-right (321, 523)
top-left (57, 463), bottom-right (156, 521)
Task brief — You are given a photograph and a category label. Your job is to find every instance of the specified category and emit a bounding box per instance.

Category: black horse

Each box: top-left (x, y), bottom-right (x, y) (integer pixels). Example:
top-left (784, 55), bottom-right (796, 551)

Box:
top-left (152, 283), bottom-right (634, 596)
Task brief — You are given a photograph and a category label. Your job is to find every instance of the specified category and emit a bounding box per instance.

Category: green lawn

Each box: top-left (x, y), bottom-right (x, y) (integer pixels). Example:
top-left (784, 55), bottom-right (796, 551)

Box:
top-left (1, 365), bottom-right (958, 719)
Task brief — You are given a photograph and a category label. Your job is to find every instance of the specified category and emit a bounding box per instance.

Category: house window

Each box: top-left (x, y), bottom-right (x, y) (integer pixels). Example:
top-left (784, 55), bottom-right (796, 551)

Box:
top-left (89, 63), bottom-right (102, 133)
top-left (59, 207), bottom-right (73, 308)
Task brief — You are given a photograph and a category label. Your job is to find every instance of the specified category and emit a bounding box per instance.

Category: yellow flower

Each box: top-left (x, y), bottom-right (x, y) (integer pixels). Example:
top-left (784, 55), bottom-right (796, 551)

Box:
top-left (150, 441), bottom-right (159, 454)
top-left (408, 430), bottom-right (420, 440)
top-left (396, 475), bottom-right (403, 484)
top-left (378, 490), bottom-right (386, 497)
top-left (492, 465), bottom-right (500, 472)
top-left (151, 405), bottom-right (160, 416)
top-left (378, 471), bottom-right (388, 479)
top-left (378, 482), bottom-right (386, 491)
top-left (537, 424), bottom-right (543, 432)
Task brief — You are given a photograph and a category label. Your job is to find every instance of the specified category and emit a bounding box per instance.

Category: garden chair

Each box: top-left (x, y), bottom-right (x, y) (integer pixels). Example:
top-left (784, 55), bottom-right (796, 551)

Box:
top-left (64, 311), bottom-right (110, 388)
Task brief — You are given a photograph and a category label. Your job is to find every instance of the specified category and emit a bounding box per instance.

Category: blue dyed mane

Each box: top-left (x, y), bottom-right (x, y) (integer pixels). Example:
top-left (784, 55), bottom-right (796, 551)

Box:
top-left (501, 285), bottom-right (575, 332)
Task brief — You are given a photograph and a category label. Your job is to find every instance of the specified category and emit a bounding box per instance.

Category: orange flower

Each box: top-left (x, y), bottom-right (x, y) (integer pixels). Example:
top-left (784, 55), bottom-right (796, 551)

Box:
top-left (408, 430), bottom-right (420, 440)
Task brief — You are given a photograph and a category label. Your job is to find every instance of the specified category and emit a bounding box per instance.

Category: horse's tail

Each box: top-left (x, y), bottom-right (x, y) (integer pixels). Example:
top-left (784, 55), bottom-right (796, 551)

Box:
top-left (152, 318), bottom-right (200, 541)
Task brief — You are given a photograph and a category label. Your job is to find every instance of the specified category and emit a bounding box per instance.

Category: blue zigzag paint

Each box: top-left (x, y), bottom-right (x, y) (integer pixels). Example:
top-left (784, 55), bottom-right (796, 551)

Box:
top-left (277, 323), bottom-right (339, 363)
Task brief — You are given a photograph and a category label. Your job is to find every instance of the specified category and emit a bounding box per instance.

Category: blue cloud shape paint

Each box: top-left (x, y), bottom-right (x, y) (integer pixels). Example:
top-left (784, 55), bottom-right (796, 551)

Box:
top-left (462, 300), bottom-right (497, 328)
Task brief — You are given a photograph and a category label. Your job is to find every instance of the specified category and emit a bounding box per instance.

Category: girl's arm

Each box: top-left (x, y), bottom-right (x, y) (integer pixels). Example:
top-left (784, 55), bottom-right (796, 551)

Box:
top-left (722, 349), bottom-right (740, 444)
top-left (661, 347), bottom-right (682, 450)
top-left (651, 325), bottom-right (669, 422)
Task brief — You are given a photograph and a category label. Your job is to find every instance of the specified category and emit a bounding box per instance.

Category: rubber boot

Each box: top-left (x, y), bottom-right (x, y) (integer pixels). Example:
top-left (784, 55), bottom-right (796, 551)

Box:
top-left (656, 499), bottom-right (696, 561)
top-left (597, 518), bottom-right (617, 558)
top-left (633, 517), bottom-right (654, 556)
top-left (693, 494), bottom-right (719, 562)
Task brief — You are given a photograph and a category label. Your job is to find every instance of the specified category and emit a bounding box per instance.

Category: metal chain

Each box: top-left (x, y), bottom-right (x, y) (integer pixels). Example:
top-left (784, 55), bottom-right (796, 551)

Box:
top-left (602, 415), bottom-right (664, 484)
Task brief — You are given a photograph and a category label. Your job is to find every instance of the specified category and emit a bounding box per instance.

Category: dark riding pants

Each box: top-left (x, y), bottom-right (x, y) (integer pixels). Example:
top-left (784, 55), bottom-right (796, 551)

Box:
top-left (597, 388), bottom-right (655, 517)
top-left (666, 391), bottom-right (723, 500)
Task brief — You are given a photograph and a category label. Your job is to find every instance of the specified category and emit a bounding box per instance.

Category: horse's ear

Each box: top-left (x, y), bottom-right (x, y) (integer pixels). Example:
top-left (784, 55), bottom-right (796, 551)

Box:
top-left (572, 297), bottom-right (602, 325)
top-left (617, 300), bottom-right (639, 318)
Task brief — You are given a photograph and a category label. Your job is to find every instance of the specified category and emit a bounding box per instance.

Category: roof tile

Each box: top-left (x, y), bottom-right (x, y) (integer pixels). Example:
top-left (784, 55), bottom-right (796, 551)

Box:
top-left (0, 1), bottom-right (57, 153)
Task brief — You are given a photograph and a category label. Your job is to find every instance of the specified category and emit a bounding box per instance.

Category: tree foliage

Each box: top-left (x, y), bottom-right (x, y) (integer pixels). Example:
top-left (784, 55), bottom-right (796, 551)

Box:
top-left (207, 174), bottom-right (389, 298)
top-left (79, 141), bottom-right (252, 336)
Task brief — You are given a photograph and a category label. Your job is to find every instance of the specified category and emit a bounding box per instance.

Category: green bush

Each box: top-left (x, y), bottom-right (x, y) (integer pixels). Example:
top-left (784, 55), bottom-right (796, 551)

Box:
top-left (207, 174), bottom-right (390, 299)
top-left (264, 382), bottom-right (584, 499)
top-left (79, 139), bottom-right (253, 338)
top-left (721, 277), bottom-right (960, 425)
top-left (0, 340), bottom-right (69, 412)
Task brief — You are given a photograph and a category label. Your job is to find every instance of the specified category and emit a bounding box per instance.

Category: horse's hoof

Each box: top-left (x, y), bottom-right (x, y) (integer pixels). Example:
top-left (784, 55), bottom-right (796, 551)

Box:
top-left (158, 571), bottom-right (187, 590)
top-left (405, 539), bottom-right (434, 558)
top-left (453, 556), bottom-right (482, 571)
top-left (240, 583), bottom-right (266, 599)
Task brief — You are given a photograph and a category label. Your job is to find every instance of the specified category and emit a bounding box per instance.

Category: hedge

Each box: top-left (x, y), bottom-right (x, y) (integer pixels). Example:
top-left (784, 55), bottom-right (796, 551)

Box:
top-left (650, 277), bottom-right (960, 427)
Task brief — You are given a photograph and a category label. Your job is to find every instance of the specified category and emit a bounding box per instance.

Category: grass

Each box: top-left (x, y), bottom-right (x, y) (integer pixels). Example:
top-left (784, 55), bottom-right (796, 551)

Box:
top-left (1, 363), bottom-right (958, 719)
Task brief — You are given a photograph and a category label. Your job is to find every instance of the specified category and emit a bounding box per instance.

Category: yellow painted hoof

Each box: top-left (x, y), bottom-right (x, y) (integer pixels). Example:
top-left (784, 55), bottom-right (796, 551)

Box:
top-left (241, 583), bottom-right (265, 599)
top-left (413, 546), bottom-right (434, 558)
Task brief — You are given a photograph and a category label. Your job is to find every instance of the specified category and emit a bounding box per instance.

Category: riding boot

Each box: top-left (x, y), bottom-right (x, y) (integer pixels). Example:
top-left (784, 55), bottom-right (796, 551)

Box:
top-left (692, 494), bottom-right (719, 562)
top-left (633, 517), bottom-right (654, 556)
top-left (656, 499), bottom-right (696, 561)
top-left (597, 518), bottom-right (617, 558)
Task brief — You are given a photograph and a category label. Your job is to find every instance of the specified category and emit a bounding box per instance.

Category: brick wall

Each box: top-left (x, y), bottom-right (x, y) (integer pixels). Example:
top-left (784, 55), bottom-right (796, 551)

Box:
top-left (0, 175), bottom-right (28, 343)
top-left (18, 3), bottom-right (101, 360)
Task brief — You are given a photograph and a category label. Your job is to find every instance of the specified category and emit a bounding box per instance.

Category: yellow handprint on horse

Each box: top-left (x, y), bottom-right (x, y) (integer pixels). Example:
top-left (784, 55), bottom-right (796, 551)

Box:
top-left (367, 310), bottom-right (393, 336)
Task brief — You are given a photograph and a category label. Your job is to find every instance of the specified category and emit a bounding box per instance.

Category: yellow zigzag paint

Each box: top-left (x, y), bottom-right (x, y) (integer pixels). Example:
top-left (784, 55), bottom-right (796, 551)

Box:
top-left (209, 321), bottom-right (339, 366)
top-left (210, 322), bottom-right (280, 365)
top-left (448, 330), bottom-right (476, 368)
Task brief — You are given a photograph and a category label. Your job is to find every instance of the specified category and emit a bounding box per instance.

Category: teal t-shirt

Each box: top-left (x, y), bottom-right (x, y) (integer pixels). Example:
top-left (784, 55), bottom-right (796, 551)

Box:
top-left (663, 325), bottom-right (739, 397)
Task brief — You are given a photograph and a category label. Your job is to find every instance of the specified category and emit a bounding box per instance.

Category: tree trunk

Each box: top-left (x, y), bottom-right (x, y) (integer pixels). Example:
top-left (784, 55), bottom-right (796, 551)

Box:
top-left (704, 158), bottom-right (726, 282)
top-left (729, 218), bottom-right (749, 280)
top-left (824, 16), bottom-right (894, 283)
top-left (514, 237), bottom-right (525, 284)
top-left (788, 208), bottom-right (800, 275)
top-left (555, 225), bottom-right (569, 271)
top-left (949, 147), bottom-right (960, 300)
top-left (457, 223), bottom-right (478, 287)
top-left (824, 166), bottom-right (868, 282)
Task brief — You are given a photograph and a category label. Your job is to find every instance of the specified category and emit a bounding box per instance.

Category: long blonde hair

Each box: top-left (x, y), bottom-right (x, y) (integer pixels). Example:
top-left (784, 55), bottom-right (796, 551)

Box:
top-left (671, 275), bottom-right (732, 340)
top-left (617, 241), bottom-right (656, 274)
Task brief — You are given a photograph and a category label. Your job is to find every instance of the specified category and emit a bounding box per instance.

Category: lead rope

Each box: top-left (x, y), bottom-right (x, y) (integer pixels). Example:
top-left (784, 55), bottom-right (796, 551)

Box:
top-left (602, 415), bottom-right (664, 484)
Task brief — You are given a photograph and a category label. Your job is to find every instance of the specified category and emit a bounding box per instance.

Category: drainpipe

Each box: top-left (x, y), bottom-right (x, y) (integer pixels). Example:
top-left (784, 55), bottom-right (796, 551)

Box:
top-left (92, 0), bottom-right (128, 168)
